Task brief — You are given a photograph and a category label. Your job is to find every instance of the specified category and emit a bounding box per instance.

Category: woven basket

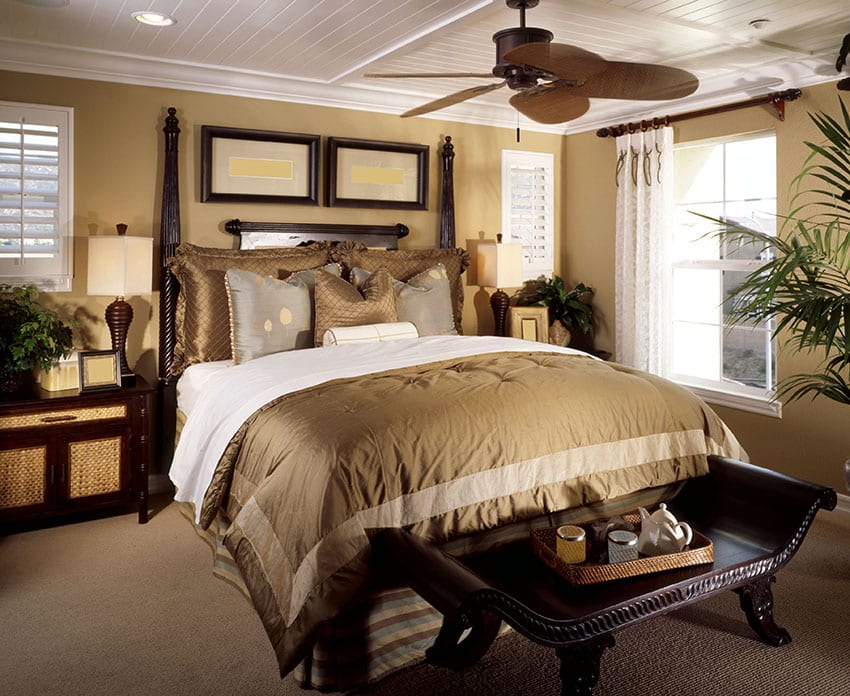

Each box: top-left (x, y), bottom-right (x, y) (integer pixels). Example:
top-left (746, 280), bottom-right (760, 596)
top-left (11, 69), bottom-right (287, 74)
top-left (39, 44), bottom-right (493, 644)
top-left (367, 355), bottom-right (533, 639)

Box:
top-left (530, 515), bottom-right (714, 586)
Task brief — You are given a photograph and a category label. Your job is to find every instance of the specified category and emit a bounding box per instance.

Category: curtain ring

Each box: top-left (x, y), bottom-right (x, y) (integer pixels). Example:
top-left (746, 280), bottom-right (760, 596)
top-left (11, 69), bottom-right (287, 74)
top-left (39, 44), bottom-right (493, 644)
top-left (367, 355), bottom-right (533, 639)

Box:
top-left (616, 149), bottom-right (626, 188)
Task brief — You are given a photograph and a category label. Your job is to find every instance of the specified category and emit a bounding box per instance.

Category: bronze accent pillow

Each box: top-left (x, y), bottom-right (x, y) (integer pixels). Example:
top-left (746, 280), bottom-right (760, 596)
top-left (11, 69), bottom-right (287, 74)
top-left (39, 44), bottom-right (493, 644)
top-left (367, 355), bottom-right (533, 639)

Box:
top-left (350, 263), bottom-right (456, 337)
top-left (313, 267), bottom-right (397, 346)
top-left (332, 246), bottom-right (469, 334)
top-left (167, 243), bottom-right (330, 373)
top-left (225, 264), bottom-right (341, 364)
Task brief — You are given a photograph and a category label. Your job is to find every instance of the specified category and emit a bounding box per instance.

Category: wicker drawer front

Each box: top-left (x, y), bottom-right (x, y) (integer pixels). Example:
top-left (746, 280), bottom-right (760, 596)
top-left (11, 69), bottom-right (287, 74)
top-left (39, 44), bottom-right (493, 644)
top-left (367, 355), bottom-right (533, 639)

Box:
top-left (68, 436), bottom-right (122, 499)
top-left (0, 446), bottom-right (47, 509)
top-left (0, 404), bottom-right (126, 431)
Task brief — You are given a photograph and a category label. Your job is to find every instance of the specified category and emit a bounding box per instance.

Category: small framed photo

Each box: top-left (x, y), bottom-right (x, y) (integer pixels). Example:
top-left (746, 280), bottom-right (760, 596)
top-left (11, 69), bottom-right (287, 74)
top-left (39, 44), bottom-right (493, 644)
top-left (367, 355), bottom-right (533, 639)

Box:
top-left (510, 306), bottom-right (549, 343)
top-left (327, 137), bottom-right (428, 209)
top-left (200, 125), bottom-right (320, 205)
top-left (78, 350), bottom-right (122, 392)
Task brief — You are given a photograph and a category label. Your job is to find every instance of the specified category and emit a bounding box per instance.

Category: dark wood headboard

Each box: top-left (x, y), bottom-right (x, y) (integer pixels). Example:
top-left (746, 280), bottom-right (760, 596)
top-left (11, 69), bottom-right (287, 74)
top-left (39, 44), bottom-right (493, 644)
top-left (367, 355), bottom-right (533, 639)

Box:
top-left (155, 107), bottom-right (458, 468)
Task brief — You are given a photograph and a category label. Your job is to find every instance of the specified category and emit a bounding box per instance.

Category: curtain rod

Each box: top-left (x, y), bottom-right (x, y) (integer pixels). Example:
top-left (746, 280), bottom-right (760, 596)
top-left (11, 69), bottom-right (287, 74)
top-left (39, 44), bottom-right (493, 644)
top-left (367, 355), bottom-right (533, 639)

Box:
top-left (595, 88), bottom-right (802, 138)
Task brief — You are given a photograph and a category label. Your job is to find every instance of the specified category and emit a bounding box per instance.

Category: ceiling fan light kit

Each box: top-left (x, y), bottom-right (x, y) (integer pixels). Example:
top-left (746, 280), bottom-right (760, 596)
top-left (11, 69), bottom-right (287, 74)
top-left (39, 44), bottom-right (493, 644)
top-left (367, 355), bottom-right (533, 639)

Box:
top-left (368, 0), bottom-right (700, 125)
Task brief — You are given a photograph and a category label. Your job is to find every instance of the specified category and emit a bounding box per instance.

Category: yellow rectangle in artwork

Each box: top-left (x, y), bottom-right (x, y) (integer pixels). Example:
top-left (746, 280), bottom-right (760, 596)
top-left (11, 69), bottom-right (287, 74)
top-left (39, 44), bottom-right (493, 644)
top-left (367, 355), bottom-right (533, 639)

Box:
top-left (229, 157), bottom-right (293, 180)
top-left (350, 165), bottom-right (404, 186)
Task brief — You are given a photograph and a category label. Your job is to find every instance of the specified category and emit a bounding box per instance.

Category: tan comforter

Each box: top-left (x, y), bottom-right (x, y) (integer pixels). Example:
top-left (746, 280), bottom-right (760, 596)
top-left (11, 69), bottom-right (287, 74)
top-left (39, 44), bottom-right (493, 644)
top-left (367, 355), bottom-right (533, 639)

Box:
top-left (201, 351), bottom-right (743, 675)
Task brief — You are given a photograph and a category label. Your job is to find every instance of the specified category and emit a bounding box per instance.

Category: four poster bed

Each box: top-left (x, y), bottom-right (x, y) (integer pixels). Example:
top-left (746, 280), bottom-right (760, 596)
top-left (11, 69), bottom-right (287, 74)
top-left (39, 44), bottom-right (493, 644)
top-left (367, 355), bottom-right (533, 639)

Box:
top-left (155, 107), bottom-right (836, 694)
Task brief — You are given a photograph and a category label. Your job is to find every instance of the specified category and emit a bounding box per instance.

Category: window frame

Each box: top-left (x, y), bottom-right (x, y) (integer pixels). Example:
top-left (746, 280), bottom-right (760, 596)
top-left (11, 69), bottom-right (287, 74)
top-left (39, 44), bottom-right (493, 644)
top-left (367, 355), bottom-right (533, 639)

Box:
top-left (0, 100), bottom-right (74, 292)
top-left (670, 131), bottom-right (780, 418)
top-left (501, 149), bottom-right (554, 280)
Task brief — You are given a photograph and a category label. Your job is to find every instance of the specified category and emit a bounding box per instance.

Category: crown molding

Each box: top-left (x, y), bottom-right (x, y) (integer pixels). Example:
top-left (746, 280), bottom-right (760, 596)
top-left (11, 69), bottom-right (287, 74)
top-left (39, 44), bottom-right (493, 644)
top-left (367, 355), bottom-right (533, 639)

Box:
top-left (0, 38), bottom-right (839, 138)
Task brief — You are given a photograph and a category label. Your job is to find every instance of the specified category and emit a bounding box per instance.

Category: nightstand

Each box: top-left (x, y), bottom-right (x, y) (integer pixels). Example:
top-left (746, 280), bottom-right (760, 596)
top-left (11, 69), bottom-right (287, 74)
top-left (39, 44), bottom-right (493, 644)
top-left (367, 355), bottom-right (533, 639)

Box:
top-left (0, 378), bottom-right (155, 526)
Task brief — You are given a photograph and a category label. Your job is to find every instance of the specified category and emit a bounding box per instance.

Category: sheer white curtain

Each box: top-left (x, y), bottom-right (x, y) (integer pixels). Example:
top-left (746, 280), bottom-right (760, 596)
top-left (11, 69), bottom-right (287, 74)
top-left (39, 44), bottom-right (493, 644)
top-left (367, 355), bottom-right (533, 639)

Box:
top-left (614, 126), bottom-right (673, 374)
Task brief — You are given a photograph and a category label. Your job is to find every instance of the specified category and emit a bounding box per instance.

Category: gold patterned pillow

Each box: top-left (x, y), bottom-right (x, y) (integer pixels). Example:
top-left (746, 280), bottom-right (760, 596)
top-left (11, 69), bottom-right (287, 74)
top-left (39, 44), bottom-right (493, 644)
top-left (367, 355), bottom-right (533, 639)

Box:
top-left (350, 264), bottom-right (456, 337)
top-left (225, 264), bottom-right (341, 363)
top-left (167, 243), bottom-right (330, 373)
top-left (313, 267), bottom-right (397, 346)
top-left (332, 247), bottom-right (469, 334)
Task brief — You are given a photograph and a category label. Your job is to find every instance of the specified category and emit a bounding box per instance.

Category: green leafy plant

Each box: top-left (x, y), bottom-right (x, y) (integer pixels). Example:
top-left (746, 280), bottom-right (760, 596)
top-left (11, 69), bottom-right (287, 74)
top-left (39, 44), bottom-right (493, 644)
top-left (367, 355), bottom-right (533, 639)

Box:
top-left (706, 98), bottom-right (850, 405)
top-left (513, 275), bottom-right (595, 334)
top-left (0, 284), bottom-right (76, 380)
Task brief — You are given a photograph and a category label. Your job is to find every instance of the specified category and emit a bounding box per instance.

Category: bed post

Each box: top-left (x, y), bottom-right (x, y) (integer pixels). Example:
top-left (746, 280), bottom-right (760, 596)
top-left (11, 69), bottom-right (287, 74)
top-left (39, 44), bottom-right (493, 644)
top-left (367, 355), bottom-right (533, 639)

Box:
top-left (158, 107), bottom-right (180, 471)
top-left (439, 136), bottom-right (455, 249)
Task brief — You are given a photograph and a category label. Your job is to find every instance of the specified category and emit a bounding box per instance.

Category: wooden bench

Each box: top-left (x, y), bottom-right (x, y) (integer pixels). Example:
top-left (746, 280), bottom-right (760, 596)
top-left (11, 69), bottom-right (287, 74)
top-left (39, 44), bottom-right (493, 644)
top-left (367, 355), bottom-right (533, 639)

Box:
top-left (372, 456), bottom-right (837, 695)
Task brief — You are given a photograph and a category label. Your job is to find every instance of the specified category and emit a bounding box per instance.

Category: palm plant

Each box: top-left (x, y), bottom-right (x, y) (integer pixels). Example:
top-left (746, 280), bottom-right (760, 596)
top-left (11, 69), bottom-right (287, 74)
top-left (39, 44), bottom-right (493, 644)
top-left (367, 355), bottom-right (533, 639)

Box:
top-left (709, 98), bottom-right (850, 405)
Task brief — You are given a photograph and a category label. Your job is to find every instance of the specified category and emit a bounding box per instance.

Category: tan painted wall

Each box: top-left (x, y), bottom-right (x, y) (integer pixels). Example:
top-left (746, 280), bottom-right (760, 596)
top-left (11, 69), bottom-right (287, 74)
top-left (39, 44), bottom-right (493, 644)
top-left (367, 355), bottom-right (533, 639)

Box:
top-left (564, 80), bottom-right (850, 492)
top-left (1, 69), bottom-right (564, 382)
top-left (5, 69), bottom-right (847, 490)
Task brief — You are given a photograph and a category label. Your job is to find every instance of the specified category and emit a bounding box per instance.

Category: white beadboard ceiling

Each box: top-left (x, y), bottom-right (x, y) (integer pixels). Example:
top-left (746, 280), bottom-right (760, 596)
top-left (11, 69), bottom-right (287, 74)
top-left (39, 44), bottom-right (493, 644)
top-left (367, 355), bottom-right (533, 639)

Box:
top-left (1, 0), bottom-right (848, 135)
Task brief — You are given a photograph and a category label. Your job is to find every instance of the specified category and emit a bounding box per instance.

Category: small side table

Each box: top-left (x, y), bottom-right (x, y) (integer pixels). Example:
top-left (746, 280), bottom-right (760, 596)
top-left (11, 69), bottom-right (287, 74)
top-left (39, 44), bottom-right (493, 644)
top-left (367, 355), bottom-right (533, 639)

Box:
top-left (0, 378), bottom-right (155, 526)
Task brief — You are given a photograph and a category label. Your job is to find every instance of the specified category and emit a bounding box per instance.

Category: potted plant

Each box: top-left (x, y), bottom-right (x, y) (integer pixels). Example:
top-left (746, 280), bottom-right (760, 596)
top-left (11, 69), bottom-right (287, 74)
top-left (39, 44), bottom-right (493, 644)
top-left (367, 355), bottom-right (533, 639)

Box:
top-left (708, 98), bottom-right (850, 405)
top-left (0, 284), bottom-right (76, 393)
top-left (513, 275), bottom-right (594, 346)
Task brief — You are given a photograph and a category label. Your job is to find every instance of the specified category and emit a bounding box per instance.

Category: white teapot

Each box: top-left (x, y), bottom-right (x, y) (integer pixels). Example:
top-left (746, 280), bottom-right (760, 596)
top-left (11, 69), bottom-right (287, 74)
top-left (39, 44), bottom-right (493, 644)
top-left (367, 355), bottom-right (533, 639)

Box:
top-left (637, 503), bottom-right (693, 556)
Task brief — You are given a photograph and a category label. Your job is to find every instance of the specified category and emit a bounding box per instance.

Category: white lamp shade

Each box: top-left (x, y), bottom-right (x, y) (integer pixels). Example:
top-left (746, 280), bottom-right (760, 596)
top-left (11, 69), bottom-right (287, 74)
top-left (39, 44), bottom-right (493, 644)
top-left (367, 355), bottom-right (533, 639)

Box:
top-left (87, 235), bottom-right (153, 296)
top-left (478, 241), bottom-right (524, 289)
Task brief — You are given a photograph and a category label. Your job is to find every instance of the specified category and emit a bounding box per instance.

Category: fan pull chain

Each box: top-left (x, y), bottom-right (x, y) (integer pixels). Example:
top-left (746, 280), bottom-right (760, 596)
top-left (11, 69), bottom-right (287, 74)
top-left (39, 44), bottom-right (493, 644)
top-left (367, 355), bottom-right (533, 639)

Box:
top-left (516, 110), bottom-right (521, 143)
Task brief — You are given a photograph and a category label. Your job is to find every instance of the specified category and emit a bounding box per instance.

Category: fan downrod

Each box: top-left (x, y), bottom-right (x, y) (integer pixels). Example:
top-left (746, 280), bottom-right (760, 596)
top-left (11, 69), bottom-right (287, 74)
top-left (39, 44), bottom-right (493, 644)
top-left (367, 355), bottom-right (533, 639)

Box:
top-left (493, 1), bottom-right (551, 90)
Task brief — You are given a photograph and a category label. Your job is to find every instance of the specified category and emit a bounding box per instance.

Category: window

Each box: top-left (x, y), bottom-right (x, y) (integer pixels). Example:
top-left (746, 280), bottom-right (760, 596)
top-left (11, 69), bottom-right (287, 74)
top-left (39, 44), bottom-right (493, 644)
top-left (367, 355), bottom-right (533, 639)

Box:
top-left (501, 150), bottom-right (553, 279)
top-left (670, 132), bottom-right (779, 416)
top-left (0, 101), bottom-right (74, 292)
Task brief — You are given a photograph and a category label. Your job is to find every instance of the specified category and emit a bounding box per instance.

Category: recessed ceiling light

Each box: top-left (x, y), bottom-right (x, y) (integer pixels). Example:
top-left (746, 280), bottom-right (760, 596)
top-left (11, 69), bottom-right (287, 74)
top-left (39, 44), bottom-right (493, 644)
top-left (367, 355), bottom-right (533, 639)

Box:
top-left (131, 11), bottom-right (176, 27)
top-left (748, 18), bottom-right (770, 30)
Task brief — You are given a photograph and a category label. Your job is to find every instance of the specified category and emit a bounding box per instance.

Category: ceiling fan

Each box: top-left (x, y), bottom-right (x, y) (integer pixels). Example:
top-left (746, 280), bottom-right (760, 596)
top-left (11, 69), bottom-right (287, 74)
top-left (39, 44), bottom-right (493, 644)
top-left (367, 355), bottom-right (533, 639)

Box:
top-left (364, 0), bottom-right (699, 124)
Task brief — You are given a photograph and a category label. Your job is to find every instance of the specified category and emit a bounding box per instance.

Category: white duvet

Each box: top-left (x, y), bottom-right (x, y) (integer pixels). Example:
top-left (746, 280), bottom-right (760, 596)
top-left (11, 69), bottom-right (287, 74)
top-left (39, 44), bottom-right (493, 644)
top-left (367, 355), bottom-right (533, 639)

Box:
top-left (170, 335), bottom-right (589, 522)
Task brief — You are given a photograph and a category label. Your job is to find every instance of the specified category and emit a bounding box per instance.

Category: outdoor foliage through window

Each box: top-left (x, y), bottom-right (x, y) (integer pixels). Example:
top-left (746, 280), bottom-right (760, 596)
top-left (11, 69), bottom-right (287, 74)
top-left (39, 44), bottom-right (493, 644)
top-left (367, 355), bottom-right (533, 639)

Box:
top-left (671, 133), bottom-right (777, 399)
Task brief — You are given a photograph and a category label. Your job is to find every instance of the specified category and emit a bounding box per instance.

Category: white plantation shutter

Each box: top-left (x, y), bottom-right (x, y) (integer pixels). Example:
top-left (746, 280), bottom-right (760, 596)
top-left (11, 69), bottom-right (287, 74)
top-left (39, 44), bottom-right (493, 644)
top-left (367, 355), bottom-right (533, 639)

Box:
top-left (0, 102), bottom-right (73, 291)
top-left (501, 149), bottom-right (554, 279)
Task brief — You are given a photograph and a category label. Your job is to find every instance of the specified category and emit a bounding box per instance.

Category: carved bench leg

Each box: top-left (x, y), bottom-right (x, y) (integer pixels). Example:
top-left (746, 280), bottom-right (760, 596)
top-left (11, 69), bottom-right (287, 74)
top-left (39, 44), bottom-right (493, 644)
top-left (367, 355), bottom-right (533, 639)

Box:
top-left (426, 609), bottom-right (502, 670)
top-left (555, 634), bottom-right (616, 696)
top-left (735, 576), bottom-right (791, 646)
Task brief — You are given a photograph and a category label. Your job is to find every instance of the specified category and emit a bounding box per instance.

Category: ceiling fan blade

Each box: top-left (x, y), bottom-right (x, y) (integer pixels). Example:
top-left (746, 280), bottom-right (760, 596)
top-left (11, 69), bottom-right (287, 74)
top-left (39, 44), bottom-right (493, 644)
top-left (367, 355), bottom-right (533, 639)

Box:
top-left (364, 72), bottom-right (494, 79)
top-left (509, 83), bottom-right (590, 124)
top-left (572, 62), bottom-right (699, 100)
top-left (503, 42), bottom-right (607, 82)
top-left (402, 82), bottom-right (506, 118)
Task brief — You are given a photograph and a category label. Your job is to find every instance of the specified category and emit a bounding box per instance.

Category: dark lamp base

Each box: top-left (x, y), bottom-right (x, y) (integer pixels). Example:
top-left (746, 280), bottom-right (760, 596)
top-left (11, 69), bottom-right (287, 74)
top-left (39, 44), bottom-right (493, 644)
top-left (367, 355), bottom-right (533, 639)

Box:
top-left (490, 288), bottom-right (510, 337)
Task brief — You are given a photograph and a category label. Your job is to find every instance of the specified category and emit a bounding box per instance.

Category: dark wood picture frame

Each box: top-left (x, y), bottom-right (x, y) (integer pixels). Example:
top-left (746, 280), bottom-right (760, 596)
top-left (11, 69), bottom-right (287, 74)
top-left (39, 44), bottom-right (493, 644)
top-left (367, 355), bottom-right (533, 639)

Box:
top-left (78, 350), bottom-right (122, 392)
top-left (200, 125), bottom-right (319, 204)
top-left (327, 137), bottom-right (428, 209)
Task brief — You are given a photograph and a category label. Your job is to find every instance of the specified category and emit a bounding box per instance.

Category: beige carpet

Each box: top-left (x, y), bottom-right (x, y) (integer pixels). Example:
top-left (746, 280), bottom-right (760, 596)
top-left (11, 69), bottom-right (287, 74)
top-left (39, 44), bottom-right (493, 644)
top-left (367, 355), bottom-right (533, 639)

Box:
top-left (1, 498), bottom-right (848, 696)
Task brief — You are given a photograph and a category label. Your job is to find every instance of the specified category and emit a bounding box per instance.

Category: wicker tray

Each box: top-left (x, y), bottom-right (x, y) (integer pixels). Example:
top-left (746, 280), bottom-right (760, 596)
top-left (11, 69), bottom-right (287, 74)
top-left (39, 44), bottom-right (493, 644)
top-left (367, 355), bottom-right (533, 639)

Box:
top-left (530, 518), bottom-right (714, 586)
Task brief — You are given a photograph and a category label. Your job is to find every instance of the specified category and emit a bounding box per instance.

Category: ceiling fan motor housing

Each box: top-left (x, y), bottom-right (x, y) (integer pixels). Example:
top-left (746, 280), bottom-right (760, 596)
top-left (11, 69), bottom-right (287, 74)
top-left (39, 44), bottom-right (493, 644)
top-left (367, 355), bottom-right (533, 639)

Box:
top-left (492, 27), bottom-right (553, 88)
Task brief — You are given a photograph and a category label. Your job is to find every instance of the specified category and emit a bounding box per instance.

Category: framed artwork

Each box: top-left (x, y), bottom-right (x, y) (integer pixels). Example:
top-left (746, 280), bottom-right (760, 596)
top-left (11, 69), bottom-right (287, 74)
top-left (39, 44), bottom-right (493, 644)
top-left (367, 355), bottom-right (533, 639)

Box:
top-left (78, 350), bottom-right (122, 392)
top-left (509, 306), bottom-right (549, 343)
top-left (327, 137), bottom-right (428, 209)
top-left (200, 125), bottom-right (319, 204)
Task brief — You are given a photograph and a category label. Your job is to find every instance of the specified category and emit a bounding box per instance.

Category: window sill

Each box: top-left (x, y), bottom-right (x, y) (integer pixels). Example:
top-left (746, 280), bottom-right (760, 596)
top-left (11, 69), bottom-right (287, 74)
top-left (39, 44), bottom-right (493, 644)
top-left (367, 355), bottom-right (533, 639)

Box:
top-left (677, 381), bottom-right (782, 418)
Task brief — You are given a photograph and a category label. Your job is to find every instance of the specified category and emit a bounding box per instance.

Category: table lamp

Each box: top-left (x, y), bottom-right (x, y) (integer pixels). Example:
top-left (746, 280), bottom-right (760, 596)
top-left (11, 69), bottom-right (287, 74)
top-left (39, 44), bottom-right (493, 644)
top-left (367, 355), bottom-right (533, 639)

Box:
top-left (87, 224), bottom-right (153, 385)
top-left (478, 234), bottom-right (524, 337)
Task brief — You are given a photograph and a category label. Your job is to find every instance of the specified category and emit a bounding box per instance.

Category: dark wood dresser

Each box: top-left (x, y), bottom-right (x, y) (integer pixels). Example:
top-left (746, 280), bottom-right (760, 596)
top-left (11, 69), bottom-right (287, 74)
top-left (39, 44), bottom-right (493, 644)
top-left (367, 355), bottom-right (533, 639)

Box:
top-left (0, 378), bottom-right (155, 527)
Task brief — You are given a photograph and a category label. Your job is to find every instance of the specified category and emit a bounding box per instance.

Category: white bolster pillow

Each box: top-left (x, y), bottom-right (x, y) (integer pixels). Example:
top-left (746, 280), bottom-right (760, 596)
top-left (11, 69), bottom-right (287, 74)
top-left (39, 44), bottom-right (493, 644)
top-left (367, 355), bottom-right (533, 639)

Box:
top-left (323, 322), bottom-right (419, 346)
